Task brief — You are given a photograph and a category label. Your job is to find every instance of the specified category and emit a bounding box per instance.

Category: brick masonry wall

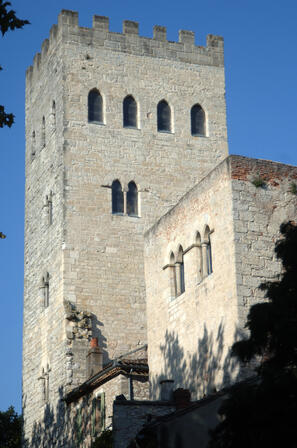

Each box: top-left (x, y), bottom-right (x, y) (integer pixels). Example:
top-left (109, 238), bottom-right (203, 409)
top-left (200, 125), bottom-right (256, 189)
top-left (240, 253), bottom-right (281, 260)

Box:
top-left (230, 156), bottom-right (297, 332)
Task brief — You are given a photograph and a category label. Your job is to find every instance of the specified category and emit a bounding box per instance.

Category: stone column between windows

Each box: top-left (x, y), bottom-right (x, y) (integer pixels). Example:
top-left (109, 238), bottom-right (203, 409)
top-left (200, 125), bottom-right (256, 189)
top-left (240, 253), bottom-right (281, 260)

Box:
top-left (123, 188), bottom-right (127, 214)
top-left (201, 242), bottom-right (208, 277)
top-left (175, 262), bottom-right (182, 296)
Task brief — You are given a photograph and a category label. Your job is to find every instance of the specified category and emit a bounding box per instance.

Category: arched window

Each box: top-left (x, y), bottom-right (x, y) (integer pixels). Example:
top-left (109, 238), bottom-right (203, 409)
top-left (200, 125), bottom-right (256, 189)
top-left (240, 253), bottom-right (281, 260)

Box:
top-left (196, 232), bottom-right (202, 282)
top-left (169, 252), bottom-right (177, 298)
top-left (51, 100), bottom-right (56, 131)
top-left (191, 104), bottom-right (206, 136)
top-left (112, 180), bottom-right (124, 214)
top-left (123, 95), bottom-right (137, 128)
top-left (31, 131), bottom-right (36, 158)
top-left (203, 226), bottom-right (213, 276)
top-left (157, 100), bottom-right (171, 132)
top-left (176, 246), bottom-right (185, 295)
top-left (42, 116), bottom-right (46, 148)
top-left (88, 89), bottom-right (103, 123)
top-left (127, 181), bottom-right (138, 216)
top-left (41, 272), bottom-right (50, 307)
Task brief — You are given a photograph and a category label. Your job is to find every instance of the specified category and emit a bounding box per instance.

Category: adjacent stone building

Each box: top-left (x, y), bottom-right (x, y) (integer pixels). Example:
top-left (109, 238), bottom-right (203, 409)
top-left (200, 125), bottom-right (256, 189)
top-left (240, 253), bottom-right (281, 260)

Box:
top-left (23, 9), bottom-right (297, 448)
top-left (144, 156), bottom-right (297, 400)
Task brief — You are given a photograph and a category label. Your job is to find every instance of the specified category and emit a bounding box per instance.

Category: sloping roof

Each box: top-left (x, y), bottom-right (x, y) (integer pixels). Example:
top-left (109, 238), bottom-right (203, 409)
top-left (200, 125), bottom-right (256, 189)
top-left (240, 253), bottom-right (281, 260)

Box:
top-left (64, 357), bottom-right (148, 404)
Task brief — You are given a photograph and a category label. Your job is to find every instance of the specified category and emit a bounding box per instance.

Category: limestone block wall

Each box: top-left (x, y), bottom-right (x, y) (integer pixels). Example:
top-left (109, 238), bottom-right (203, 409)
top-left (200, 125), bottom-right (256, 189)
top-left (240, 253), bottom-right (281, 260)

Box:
top-left (113, 402), bottom-right (175, 448)
top-left (63, 374), bottom-right (149, 447)
top-left (23, 8), bottom-right (229, 443)
top-left (230, 156), bottom-right (297, 331)
top-left (23, 23), bottom-right (67, 439)
top-left (55, 9), bottom-right (228, 365)
top-left (144, 158), bottom-right (238, 400)
top-left (144, 155), bottom-right (297, 401)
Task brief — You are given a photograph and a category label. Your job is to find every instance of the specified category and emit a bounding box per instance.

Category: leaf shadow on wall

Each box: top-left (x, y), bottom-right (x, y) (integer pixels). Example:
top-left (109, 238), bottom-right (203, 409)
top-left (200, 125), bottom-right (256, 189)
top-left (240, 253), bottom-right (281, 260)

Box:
top-left (150, 323), bottom-right (246, 399)
top-left (23, 386), bottom-right (95, 447)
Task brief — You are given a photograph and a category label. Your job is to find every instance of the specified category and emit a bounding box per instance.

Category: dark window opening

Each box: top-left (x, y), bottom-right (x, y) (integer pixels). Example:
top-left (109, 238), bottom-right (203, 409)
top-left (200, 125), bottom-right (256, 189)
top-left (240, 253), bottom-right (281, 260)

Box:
top-left (123, 95), bottom-right (137, 128)
top-left (92, 394), bottom-right (105, 436)
top-left (206, 239), bottom-right (213, 275)
top-left (157, 100), bottom-right (171, 132)
top-left (42, 272), bottom-right (50, 308)
top-left (176, 246), bottom-right (185, 295)
top-left (180, 259), bottom-right (185, 294)
top-left (191, 104), bottom-right (205, 136)
top-left (88, 89), bottom-right (103, 123)
top-left (127, 181), bottom-right (138, 216)
top-left (42, 116), bottom-right (46, 147)
top-left (52, 100), bottom-right (56, 130)
top-left (112, 180), bottom-right (124, 214)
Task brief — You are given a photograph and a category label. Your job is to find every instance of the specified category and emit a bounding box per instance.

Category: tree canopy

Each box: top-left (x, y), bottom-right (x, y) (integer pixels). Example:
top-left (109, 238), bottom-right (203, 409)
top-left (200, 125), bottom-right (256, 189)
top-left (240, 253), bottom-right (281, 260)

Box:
top-left (0, 406), bottom-right (22, 448)
top-left (209, 221), bottom-right (297, 448)
top-left (0, 0), bottom-right (29, 128)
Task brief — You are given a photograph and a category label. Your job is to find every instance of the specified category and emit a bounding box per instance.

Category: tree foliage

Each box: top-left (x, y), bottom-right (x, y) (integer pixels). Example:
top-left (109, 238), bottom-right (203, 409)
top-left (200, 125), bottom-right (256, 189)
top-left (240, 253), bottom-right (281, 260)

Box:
top-left (91, 429), bottom-right (113, 448)
top-left (0, 406), bottom-right (22, 448)
top-left (0, 0), bottom-right (29, 128)
top-left (209, 221), bottom-right (297, 448)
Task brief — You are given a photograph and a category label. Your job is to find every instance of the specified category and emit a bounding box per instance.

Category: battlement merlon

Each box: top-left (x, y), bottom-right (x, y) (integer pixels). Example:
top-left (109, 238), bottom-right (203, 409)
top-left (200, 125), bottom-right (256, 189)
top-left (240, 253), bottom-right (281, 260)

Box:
top-left (26, 9), bottom-right (224, 85)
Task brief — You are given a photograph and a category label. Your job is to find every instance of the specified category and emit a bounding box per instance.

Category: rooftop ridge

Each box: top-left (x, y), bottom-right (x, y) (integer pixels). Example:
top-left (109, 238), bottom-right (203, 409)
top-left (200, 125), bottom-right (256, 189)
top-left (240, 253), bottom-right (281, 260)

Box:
top-left (26, 10), bottom-right (224, 85)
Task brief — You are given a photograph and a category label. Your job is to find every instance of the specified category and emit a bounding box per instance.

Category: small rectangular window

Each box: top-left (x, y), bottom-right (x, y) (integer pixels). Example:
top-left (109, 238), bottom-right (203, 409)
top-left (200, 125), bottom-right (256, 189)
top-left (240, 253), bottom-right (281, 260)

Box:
top-left (92, 393), bottom-right (105, 436)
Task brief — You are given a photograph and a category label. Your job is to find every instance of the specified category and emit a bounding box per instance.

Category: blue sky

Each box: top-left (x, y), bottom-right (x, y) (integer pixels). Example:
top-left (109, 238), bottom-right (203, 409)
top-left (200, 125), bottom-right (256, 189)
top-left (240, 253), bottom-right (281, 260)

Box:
top-left (0, 0), bottom-right (297, 413)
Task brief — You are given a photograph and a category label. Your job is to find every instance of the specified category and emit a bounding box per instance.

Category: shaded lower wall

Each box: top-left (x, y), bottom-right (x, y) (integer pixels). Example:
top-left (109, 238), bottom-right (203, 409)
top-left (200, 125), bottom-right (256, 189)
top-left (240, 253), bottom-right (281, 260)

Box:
top-left (113, 396), bottom-right (226, 448)
top-left (113, 401), bottom-right (175, 448)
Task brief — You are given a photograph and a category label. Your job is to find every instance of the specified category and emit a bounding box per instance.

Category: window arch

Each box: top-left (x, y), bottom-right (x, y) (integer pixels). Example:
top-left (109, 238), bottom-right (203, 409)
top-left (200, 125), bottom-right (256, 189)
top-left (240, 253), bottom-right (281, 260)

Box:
top-left (41, 272), bottom-right (50, 307)
top-left (41, 116), bottom-right (46, 148)
top-left (203, 226), bottom-right (213, 276)
top-left (31, 131), bottom-right (36, 158)
top-left (88, 89), bottom-right (103, 123)
top-left (157, 100), bottom-right (171, 132)
top-left (169, 252), bottom-right (177, 298)
top-left (191, 104), bottom-right (206, 136)
top-left (51, 100), bottom-right (56, 130)
top-left (127, 181), bottom-right (138, 216)
top-left (123, 95), bottom-right (137, 128)
top-left (176, 245), bottom-right (185, 295)
top-left (112, 180), bottom-right (124, 214)
top-left (196, 232), bottom-right (203, 282)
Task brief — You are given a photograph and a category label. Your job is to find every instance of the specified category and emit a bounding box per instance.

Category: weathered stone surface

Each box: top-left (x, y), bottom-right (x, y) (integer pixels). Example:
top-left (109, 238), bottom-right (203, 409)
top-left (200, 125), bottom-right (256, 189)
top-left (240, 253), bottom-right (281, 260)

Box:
top-left (144, 156), bottom-right (297, 399)
top-left (23, 9), bottom-right (228, 445)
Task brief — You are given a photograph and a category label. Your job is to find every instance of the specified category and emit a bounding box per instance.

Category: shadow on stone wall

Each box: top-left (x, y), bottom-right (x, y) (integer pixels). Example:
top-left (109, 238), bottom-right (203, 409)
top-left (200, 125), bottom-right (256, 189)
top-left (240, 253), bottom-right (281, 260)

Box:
top-left (91, 314), bottom-right (109, 364)
top-left (23, 386), bottom-right (74, 447)
top-left (150, 323), bottom-right (245, 399)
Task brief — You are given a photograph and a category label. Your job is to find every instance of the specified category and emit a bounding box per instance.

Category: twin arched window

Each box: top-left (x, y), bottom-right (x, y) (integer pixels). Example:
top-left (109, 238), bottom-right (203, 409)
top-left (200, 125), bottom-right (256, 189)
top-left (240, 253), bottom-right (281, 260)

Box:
top-left (112, 180), bottom-right (139, 216)
top-left (197, 226), bottom-right (212, 282)
top-left (157, 100), bottom-right (171, 132)
top-left (88, 89), bottom-right (103, 123)
top-left (123, 95), bottom-right (137, 128)
top-left (168, 226), bottom-right (213, 299)
top-left (191, 104), bottom-right (205, 136)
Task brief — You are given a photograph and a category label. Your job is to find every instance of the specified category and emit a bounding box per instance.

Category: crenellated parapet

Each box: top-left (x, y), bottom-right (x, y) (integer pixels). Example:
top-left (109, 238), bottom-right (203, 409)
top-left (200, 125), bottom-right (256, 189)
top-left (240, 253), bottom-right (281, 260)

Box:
top-left (26, 9), bottom-right (224, 85)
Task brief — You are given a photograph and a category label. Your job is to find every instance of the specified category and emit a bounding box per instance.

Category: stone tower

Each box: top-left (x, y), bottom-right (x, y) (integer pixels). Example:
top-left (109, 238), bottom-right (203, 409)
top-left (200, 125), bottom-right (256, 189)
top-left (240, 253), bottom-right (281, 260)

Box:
top-left (23, 10), bottom-right (228, 442)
